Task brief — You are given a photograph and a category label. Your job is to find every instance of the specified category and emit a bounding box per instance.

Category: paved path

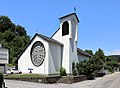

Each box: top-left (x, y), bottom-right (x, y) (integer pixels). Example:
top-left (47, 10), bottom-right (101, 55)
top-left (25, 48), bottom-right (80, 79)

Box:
top-left (5, 72), bottom-right (120, 88)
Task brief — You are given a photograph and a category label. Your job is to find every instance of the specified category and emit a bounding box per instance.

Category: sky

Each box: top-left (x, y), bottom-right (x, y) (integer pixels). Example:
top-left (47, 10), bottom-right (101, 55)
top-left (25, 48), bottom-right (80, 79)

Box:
top-left (0, 0), bottom-right (120, 55)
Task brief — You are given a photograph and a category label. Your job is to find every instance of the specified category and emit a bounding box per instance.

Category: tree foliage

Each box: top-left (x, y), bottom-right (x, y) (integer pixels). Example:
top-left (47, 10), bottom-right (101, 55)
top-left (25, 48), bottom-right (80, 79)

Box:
top-left (60, 67), bottom-right (67, 76)
top-left (106, 61), bottom-right (119, 72)
top-left (76, 48), bottom-right (105, 75)
top-left (76, 48), bottom-right (120, 76)
top-left (0, 16), bottom-right (30, 64)
top-left (0, 16), bottom-right (14, 33)
top-left (76, 57), bottom-right (103, 75)
top-left (108, 55), bottom-right (120, 62)
top-left (94, 48), bottom-right (105, 61)
top-left (85, 50), bottom-right (93, 56)
top-left (105, 57), bottom-right (119, 72)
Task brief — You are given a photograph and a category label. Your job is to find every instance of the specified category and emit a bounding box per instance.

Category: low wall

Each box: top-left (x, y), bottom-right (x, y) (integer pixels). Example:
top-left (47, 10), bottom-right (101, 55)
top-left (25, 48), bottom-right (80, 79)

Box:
top-left (57, 75), bottom-right (87, 84)
top-left (43, 76), bottom-right (61, 83)
top-left (5, 75), bottom-right (87, 84)
top-left (5, 77), bottom-right (43, 83)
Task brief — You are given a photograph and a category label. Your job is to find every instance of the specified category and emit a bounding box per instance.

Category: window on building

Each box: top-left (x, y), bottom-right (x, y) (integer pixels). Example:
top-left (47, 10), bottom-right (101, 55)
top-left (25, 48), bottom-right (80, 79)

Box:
top-left (62, 21), bottom-right (69, 36)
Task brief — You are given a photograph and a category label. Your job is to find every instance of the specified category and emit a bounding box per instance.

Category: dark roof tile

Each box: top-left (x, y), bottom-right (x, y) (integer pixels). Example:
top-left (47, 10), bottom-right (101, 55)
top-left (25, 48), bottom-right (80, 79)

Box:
top-left (36, 33), bottom-right (63, 45)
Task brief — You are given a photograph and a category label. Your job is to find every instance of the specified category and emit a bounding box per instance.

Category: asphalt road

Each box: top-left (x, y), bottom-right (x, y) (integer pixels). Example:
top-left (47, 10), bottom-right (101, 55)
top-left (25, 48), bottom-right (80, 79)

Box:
top-left (89, 72), bottom-right (120, 88)
top-left (5, 72), bottom-right (120, 88)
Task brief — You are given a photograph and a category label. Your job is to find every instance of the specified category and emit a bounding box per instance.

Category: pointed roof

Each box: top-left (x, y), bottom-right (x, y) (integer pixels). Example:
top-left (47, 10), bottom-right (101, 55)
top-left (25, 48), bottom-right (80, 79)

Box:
top-left (59, 13), bottom-right (80, 23)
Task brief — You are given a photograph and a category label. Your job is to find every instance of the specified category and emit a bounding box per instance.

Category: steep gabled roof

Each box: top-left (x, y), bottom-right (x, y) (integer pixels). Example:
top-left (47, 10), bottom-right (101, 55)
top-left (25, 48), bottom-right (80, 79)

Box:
top-left (59, 13), bottom-right (80, 23)
top-left (37, 33), bottom-right (63, 46)
top-left (77, 48), bottom-right (92, 58)
top-left (15, 33), bottom-right (63, 63)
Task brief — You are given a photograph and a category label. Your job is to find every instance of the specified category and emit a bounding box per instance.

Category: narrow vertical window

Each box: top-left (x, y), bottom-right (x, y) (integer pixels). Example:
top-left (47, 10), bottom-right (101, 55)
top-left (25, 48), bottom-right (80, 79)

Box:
top-left (62, 21), bottom-right (69, 36)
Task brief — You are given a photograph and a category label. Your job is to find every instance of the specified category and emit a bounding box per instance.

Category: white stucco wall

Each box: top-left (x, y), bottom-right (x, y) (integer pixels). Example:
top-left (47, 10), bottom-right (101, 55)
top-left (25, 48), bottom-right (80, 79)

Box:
top-left (18, 35), bottom-right (49, 74)
top-left (48, 42), bottom-right (62, 74)
top-left (69, 41), bottom-right (79, 73)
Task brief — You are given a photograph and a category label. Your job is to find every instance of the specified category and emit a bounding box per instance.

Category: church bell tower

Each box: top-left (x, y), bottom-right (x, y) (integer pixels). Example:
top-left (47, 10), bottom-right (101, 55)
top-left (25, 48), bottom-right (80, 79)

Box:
top-left (52, 13), bottom-right (80, 74)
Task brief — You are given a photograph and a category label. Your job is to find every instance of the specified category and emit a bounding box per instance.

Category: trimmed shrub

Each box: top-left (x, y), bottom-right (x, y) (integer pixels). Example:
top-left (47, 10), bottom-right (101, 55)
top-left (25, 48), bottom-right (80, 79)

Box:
top-left (0, 72), bottom-right (3, 88)
top-left (60, 67), bottom-right (67, 76)
top-left (72, 69), bottom-right (77, 76)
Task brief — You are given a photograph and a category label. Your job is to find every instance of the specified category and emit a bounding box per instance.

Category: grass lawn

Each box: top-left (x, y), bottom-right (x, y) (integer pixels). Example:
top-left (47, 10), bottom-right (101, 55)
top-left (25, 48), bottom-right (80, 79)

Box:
top-left (4, 74), bottom-right (45, 79)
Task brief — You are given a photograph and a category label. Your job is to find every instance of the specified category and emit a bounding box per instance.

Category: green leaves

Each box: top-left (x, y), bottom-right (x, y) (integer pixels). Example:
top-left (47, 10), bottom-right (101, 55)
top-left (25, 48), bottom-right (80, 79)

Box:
top-left (76, 48), bottom-right (105, 75)
top-left (0, 16), bottom-right (30, 64)
top-left (76, 58), bottom-right (103, 75)
top-left (76, 48), bottom-right (120, 75)
top-left (60, 67), bottom-right (67, 76)
top-left (94, 48), bottom-right (105, 60)
top-left (3, 29), bottom-right (15, 42)
top-left (85, 50), bottom-right (93, 56)
top-left (0, 16), bottom-right (13, 33)
top-left (106, 60), bottom-right (119, 72)
top-left (15, 25), bottom-right (26, 36)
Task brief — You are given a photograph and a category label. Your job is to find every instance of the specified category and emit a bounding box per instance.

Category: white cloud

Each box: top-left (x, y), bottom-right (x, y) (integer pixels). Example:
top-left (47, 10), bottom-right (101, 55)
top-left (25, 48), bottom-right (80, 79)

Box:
top-left (104, 51), bottom-right (111, 56)
top-left (110, 49), bottom-right (120, 55)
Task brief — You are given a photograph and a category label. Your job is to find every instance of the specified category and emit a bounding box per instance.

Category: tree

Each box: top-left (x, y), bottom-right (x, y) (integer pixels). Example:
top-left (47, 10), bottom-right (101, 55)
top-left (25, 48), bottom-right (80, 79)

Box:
top-left (94, 48), bottom-right (105, 61)
top-left (106, 61), bottom-right (119, 72)
top-left (3, 29), bottom-right (15, 42)
top-left (105, 56), bottom-right (119, 72)
top-left (0, 16), bottom-right (30, 64)
top-left (85, 50), bottom-right (93, 56)
top-left (15, 25), bottom-right (27, 36)
top-left (76, 48), bottom-right (119, 77)
top-left (76, 48), bottom-right (105, 77)
top-left (76, 57), bottom-right (103, 76)
top-left (0, 16), bottom-right (14, 33)
top-left (107, 55), bottom-right (119, 62)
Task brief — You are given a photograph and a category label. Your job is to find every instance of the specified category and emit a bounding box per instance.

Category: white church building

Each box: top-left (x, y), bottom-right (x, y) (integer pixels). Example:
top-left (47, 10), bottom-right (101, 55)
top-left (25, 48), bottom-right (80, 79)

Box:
top-left (17, 13), bottom-right (92, 75)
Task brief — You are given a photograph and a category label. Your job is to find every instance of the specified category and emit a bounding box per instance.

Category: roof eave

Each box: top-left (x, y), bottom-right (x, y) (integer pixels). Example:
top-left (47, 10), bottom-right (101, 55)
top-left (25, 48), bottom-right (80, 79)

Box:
top-left (59, 13), bottom-right (80, 23)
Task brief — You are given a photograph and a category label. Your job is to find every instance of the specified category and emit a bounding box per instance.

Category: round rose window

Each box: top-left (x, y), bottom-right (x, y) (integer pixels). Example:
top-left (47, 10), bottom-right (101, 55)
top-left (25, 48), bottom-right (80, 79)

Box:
top-left (30, 41), bottom-right (46, 67)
